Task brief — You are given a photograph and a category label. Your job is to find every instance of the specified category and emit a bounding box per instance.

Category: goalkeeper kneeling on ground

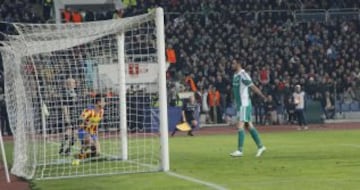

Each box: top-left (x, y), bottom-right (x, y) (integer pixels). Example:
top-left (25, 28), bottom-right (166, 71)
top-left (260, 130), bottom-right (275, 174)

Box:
top-left (76, 94), bottom-right (105, 159)
top-left (77, 131), bottom-right (98, 159)
top-left (171, 95), bottom-right (199, 136)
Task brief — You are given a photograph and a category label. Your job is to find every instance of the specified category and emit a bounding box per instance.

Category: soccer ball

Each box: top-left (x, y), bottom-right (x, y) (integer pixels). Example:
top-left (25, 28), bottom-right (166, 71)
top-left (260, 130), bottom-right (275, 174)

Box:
top-left (72, 159), bottom-right (80, 166)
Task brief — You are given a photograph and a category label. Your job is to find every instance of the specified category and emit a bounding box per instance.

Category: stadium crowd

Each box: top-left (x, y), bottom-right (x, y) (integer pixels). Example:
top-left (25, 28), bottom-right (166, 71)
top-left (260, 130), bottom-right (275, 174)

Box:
top-left (0, 0), bottom-right (44, 135)
top-left (162, 2), bottom-right (360, 125)
top-left (0, 0), bottom-right (360, 136)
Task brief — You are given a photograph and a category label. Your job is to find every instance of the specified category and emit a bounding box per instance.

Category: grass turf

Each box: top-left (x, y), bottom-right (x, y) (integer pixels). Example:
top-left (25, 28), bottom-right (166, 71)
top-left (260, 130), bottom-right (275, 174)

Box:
top-left (33, 137), bottom-right (161, 179)
top-left (2, 129), bottom-right (360, 190)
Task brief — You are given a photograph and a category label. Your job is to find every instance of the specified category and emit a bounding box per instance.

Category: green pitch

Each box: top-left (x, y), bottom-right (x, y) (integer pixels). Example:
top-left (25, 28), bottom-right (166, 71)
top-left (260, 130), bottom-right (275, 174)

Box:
top-left (33, 137), bottom-right (161, 179)
top-left (2, 129), bottom-right (360, 190)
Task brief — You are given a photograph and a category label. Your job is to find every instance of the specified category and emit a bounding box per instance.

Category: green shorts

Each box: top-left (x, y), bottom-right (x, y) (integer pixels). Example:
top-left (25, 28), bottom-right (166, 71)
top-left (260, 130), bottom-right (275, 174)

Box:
top-left (236, 105), bottom-right (252, 122)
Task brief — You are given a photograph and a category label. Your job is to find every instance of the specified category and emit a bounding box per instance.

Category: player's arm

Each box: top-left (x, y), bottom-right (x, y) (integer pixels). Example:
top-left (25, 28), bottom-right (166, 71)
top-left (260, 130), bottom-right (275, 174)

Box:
top-left (99, 109), bottom-right (105, 120)
top-left (79, 109), bottom-right (91, 129)
top-left (250, 85), bottom-right (267, 101)
top-left (242, 72), bottom-right (267, 101)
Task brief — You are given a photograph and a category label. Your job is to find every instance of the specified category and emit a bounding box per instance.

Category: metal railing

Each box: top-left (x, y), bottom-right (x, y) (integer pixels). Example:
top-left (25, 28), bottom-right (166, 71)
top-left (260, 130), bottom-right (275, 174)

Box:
top-left (46, 8), bottom-right (359, 24)
top-left (294, 9), bottom-right (327, 22)
top-left (165, 8), bottom-right (360, 23)
top-left (327, 8), bottom-right (360, 21)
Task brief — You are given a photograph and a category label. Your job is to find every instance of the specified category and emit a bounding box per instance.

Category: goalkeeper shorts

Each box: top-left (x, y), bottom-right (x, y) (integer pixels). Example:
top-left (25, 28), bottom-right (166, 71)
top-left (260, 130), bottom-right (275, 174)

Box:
top-left (78, 128), bottom-right (86, 140)
top-left (78, 129), bottom-right (98, 142)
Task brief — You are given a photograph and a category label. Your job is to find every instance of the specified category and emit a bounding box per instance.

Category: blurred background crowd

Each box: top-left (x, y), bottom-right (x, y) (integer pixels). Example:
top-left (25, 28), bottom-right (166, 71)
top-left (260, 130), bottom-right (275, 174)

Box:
top-left (0, 0), bottom-right (359, 135)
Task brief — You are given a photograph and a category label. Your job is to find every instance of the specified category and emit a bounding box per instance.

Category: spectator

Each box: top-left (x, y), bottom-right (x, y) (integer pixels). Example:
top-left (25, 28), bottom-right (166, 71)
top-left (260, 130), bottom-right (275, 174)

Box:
top-left (122, 0), bottom-right (137, 9)
top-left (113, 9), bottom-right (124, 19)
top-left (265, 94), bottom-right (277, 125)
top-left (106, 88), bottom-right (115, 98)
top-left (305, 77), bottom-right (318, 99)
top-left (185, 74), bottom-right (197, 92)
top-left (285, 95), bottom-right (296, 124)
top-left (214, 74), bottom-right (227, 119)
top-left (43, 0), bottom-right (52, 21)
top-left (62, 7), bottom-right (72, 23)
top-left (354, 80), bottom-right (360, 101)
top-left (321, 91), bottom-right (335, 119)
top-left (252, 86), bottom-right (265, 125)
top-left (167, 83), bottom-right (177, 107)
top-left (224, 84), bottom-right (233, 107)
top-left (166, 44), bottom-right (177, 64)
top-left (208, 85), bottom-right (221, 123)
top-left (259, 66), bottom-right (270, 85)
top-left (293, 85), bottom-right (308, 130)
top-left (71, 10), bottom-right (82, 23)
top-left (84, 10), bottom-right (95, 21)
top-left (200, 87), bottom-right (210, 124)
top-left (343, 86), bottom-right (356, 104)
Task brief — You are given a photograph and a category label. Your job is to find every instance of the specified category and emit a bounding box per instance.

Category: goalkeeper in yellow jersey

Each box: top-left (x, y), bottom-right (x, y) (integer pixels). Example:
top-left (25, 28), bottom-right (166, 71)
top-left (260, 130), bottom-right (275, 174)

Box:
top-left (77, 94), bottom-right (105, 159)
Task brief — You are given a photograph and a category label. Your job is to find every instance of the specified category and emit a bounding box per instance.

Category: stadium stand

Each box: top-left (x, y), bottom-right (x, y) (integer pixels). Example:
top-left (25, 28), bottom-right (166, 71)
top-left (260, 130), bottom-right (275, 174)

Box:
top-left (0, 0), bottom-right (359, 134)
top-left (0, 0), bottom-right (44, 135)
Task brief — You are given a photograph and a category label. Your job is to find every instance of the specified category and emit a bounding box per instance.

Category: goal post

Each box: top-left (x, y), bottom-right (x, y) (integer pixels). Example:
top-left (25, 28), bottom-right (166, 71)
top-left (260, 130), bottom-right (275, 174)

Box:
top-left (117, 32), bottom-right (128, 161)
top-left (156, 8), bottom-right (169, 172)
top-left (0, 8), bottom-right (169, 180)
top-left (0, 129), bottom-right (11, 183)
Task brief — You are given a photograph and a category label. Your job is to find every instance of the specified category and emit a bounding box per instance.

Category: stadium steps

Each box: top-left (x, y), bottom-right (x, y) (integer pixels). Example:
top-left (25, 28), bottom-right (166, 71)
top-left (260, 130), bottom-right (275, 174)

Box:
top-left (343, 112), bottom-right (360, 119)
top-left (200, 123), bottom-right (230, 128)
top-left (324, 119), bottom-right (360, 123)
top-left (325, 111), bottom-right (360, 123)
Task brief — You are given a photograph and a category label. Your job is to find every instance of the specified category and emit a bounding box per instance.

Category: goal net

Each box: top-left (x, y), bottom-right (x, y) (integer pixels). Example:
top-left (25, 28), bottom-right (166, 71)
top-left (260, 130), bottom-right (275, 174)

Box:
top-left (0, 8), bottom-right (169, 180)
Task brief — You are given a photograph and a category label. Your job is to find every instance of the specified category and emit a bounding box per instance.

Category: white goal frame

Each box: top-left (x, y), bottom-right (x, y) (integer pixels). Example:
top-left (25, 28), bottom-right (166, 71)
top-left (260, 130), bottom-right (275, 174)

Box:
top-left (0, 129), bottom-right (11, 183)
top-left (0, 7), bottom-right (169, 180)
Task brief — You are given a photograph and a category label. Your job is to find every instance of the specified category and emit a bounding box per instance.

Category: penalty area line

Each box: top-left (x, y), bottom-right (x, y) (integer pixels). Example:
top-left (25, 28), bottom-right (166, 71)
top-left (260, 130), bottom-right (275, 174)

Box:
top-left (166, 171), bottom-right (228, 190)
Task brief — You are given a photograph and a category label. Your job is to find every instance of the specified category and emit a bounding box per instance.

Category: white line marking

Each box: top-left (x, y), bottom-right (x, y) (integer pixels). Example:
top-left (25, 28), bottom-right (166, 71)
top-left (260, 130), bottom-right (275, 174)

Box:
top-left (233, 178), bottom-right (356, 185)
top-left (167, 171), bottom-right (228, 190)
top-left (47, 140), bottom-right (228, 190)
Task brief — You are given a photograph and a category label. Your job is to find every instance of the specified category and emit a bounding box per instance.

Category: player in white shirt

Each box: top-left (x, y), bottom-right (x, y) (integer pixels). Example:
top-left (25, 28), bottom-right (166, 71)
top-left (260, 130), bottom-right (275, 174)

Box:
top-left (230, 60), bottom-right (267, 157)
top-left (293, 85), bottom-right (308, 130)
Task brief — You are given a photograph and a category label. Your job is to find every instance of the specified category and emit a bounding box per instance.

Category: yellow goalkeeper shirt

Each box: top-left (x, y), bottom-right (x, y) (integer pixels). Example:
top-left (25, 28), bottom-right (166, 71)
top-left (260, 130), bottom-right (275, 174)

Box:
top-left (81, 107), bottom-right (104, 135)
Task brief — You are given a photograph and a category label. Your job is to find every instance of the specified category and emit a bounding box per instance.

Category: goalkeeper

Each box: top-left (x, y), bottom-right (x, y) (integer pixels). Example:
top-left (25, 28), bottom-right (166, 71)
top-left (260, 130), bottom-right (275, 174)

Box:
top-left (77, 94), bottom-right (105, 159)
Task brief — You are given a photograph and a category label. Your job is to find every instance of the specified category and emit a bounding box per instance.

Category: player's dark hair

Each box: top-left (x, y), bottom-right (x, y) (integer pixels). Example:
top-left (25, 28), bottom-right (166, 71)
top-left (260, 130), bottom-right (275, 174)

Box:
top-left (93, 94), bottom-right (103, 104)
top-left (233, 59), bottom-right (243, 67)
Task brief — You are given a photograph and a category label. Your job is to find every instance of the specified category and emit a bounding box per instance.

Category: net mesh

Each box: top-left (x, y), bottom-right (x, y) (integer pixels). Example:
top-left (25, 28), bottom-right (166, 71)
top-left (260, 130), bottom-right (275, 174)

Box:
top-left (0, 10), bottom-right (164, 179)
